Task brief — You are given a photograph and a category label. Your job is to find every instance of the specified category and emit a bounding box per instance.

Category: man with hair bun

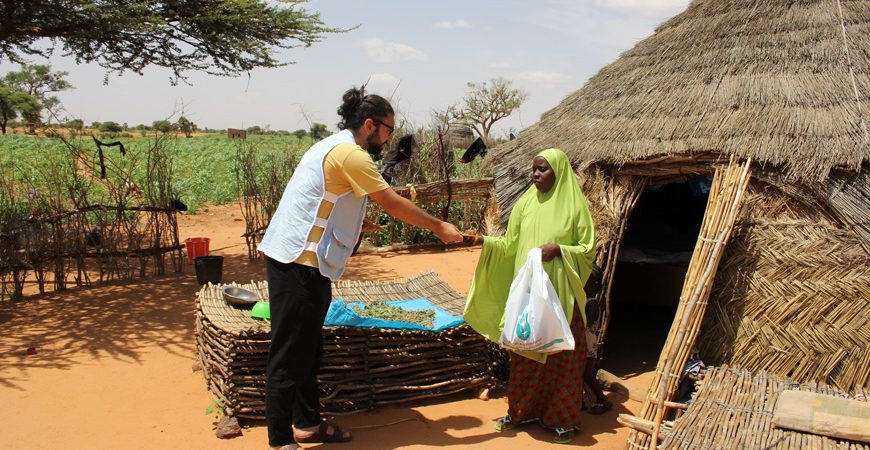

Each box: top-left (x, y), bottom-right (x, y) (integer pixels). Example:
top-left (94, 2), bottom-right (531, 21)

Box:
top-left (258, 86), bottom-right (463, 450)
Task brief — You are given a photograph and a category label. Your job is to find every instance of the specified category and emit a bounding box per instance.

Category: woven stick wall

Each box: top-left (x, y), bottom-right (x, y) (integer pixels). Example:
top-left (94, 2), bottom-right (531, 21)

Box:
top-left (657, 366), bottom-right (869, 449)
top-left (700, 180), bottom-right (870, 393)
top-left (195, 272), bottom-right (496, 419)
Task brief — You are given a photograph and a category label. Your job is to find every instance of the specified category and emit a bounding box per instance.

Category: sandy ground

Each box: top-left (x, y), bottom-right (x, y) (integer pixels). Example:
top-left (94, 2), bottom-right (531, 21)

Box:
top-left (0, 203), bottom-right (651, 449)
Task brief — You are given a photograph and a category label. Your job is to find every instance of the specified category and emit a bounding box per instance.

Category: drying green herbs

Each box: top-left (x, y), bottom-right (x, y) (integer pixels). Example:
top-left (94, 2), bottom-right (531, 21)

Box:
top-left (351, 301), bottom-right (436, 328)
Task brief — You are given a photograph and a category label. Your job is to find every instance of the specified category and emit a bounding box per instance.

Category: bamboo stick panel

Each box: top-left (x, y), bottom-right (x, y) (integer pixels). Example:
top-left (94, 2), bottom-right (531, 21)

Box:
top-left (659, 366), bottom-right (869, 449)
top-left (627, 156), bottom-right (752, 449)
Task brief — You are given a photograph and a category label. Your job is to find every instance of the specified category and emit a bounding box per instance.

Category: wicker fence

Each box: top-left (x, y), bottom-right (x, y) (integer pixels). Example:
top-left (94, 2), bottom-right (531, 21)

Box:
top-left (0, 204), bottom-right (182, 299)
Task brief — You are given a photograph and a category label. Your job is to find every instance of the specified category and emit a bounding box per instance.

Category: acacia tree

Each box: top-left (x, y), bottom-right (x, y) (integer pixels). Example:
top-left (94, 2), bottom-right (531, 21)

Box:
top-left (177, 116), bottom-right (197, 138)
top-left (309, 123), bottom-right (329, 140)
top-left (152, 120), bottom-right (173, 134)
top-left (2, 64), bottom-right (71, 133)
top-left (65, 118), bottom-right (84, 131)
top-left (98, 121), bottom-right (122, 133)
top-left (0, 83), bottom-right (39, 134)
top-left (0, 0), bottom-right (342, 82)
top-left (452, 77), bottom-right (528, 144)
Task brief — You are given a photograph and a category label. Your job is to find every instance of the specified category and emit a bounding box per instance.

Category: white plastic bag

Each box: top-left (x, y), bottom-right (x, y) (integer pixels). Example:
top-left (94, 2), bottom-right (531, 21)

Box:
top-left (500, 248), bottom-right (575, 353)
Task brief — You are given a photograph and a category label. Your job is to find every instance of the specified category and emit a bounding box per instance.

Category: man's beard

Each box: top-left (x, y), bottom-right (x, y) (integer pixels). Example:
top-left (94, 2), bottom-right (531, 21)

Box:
top-left (366, 135), bottom-right (384, 159)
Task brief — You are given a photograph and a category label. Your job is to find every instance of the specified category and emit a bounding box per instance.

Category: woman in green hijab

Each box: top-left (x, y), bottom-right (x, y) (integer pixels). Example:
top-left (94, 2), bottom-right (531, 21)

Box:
top-left (464, 148), bottom-right (596, 444)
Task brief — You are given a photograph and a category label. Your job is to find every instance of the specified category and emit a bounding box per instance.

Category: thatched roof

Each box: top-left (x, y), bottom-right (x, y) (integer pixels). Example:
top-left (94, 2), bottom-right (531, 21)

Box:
top-left (493, 0), bottom-right (869, 210)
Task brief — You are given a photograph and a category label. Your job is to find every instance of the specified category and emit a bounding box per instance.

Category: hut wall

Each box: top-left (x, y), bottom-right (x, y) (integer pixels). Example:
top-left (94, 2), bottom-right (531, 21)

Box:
top-left (700, 180), bottom-right (870, 393)
top-left (576, 169), bottom-right (647, 350)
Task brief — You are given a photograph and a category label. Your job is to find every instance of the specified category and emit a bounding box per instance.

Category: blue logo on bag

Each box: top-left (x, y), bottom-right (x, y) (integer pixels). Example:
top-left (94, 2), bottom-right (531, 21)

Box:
top-left (516, 312), bottom-right (531, 340)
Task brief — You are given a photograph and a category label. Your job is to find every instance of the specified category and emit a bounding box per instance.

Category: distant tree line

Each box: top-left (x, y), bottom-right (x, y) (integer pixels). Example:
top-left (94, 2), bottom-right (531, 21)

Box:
top-left (243, 122), bottom-right (329, 139)
top-left (2, 113), bottom-right (333, 140)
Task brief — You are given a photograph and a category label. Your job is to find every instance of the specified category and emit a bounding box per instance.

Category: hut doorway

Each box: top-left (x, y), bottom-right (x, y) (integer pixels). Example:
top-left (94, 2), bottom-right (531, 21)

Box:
top-left (600, 176), bottom-right (711, 377)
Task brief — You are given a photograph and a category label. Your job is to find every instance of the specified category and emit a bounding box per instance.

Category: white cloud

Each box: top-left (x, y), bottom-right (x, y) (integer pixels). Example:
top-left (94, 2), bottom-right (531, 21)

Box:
top-left (433, 19), bottom-right (472, 29)
top-left (354, 38), bottom-right (428, 63)
top-left (515, 71), bottom-right (572, 88)
top-left (593, 0), bottom-right (690, 17)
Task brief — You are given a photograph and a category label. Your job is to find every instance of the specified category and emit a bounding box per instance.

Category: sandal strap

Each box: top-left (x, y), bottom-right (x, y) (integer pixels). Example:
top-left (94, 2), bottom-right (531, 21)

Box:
top-left (495, 414), bottom-right (515, 431)
top-left (320, 422), bottom-right (349, 438)
top-left (294, 422), bottom-right (351, 443)
top-left (554, 427), bottom-right (575, 443)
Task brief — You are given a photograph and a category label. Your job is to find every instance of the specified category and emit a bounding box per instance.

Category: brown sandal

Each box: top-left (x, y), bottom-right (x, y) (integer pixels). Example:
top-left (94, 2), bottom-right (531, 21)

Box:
top-left (294, 422), bottom-right (352, 443)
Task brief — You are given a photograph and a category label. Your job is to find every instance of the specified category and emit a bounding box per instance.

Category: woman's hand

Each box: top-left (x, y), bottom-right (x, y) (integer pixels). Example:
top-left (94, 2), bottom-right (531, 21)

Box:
top-left (463, 233), bottom-right (484, 245)
top-left (540, 243), bottom-right (561, 262)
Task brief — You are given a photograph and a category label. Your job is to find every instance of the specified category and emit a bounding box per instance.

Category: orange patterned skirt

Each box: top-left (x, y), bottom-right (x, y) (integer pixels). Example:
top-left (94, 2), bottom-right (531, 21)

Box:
top-left (507, 308), bottom-right (587, 430)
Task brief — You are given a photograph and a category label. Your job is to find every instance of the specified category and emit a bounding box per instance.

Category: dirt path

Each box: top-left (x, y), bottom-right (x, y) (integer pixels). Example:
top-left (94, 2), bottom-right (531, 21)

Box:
top-left (0, 203), bottom-right (649, 449)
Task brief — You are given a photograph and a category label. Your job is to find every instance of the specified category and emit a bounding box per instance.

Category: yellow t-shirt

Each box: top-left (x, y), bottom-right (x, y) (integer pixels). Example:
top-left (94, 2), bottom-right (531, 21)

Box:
top-left (294, 143), bottom-right (390, 267)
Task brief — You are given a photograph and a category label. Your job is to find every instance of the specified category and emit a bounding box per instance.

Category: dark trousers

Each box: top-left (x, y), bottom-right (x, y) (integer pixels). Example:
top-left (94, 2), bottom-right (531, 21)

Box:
top-left (265, 257), bottom-right (332, 446)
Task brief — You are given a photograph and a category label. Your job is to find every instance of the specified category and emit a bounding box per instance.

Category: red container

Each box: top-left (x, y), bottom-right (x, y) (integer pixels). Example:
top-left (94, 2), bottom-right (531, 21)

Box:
top-left (184, 237), bottom-right (210, 264)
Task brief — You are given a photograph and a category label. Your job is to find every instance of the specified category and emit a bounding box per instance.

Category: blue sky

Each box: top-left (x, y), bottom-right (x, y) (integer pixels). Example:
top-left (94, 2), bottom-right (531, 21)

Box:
top-left (1, 0), bottom-right (691, 137)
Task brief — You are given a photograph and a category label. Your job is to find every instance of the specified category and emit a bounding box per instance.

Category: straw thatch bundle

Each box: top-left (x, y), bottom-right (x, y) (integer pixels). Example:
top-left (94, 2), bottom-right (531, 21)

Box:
top-left (656, 366), bottom-right (869, 449)
top-left (195, 272), bottom-right (498, 419)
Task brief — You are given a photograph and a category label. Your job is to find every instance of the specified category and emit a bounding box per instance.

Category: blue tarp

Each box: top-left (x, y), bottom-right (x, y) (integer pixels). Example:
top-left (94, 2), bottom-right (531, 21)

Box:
top-left (324, 298), bottom-right (465, 331)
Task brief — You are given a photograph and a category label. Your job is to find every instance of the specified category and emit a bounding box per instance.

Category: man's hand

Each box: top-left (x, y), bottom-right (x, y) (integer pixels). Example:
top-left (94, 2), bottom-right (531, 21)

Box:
top-left (436, 222), bottom-right (463, 244)
top-left (361, 218), bottom-right (383, 232)
top-left (540, 243), bottom-right (561, 262)
top-left (370, 188), bottom-right (463, 244)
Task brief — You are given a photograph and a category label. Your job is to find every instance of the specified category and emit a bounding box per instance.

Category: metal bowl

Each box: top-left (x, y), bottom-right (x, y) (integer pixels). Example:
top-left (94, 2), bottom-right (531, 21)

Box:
top-left (222, 286), bottom-right (259, 306)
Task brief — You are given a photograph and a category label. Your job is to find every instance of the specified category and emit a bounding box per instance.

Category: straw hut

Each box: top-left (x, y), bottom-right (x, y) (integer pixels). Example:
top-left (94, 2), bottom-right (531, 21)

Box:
top-left (489, 0), bottom-right (868, 419)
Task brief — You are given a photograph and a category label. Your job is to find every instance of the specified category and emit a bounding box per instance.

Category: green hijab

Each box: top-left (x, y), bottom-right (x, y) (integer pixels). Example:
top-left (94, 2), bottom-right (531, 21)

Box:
top-left (463, 148), bottom-right (596, 363)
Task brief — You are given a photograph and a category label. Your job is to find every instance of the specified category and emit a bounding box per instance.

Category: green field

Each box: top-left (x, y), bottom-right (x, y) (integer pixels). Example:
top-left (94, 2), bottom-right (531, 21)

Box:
top-left (1, 130), bottom-right (489, 217)
top-left (0, 132), bottom-right (310, 213)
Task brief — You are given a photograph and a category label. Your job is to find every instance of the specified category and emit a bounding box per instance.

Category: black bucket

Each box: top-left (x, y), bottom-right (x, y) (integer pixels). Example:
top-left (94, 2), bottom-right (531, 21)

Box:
top-left (194, 255), bottom-right (223, 285)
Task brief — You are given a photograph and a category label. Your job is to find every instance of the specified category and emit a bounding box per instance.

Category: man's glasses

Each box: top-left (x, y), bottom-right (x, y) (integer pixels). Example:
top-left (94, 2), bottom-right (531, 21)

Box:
top-left (373, 119), bottom-right (395, 136)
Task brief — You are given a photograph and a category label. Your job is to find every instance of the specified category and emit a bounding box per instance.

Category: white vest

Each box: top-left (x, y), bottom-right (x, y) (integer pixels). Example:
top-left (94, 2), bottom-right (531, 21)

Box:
top-left (258, 130), bottom-right (367, 280)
